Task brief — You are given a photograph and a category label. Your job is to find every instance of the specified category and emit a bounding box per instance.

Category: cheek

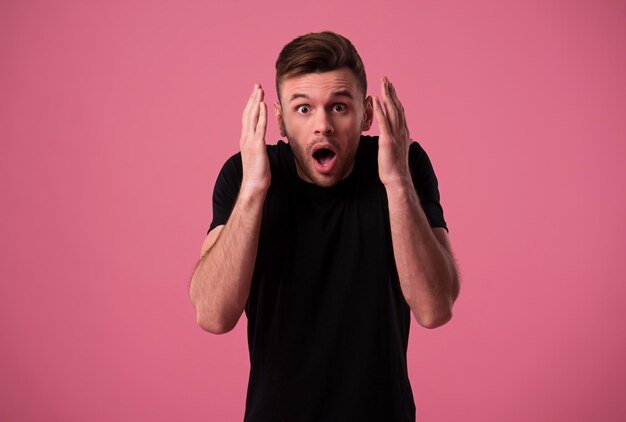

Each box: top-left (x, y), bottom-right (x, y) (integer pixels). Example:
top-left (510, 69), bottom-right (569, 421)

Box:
top-left (283, 115), bottom-right (305, 136)
top-left (338, 115), bottom-right (360, 130)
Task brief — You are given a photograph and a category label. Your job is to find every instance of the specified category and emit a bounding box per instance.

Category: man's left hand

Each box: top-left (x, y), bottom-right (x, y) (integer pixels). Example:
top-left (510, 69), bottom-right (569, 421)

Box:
top-left (373, 76), bottom-right (413, 188)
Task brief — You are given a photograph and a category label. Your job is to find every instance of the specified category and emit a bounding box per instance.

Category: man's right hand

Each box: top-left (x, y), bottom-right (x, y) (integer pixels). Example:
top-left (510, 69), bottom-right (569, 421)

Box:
top-left (240, 83), bottom-right (270, 195)
top-left (190, 84), bottom-right (269, 334)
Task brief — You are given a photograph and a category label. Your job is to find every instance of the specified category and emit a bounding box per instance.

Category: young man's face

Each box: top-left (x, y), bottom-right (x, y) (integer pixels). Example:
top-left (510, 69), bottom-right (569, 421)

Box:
top-left (274, 67), bottom-right (373, 187)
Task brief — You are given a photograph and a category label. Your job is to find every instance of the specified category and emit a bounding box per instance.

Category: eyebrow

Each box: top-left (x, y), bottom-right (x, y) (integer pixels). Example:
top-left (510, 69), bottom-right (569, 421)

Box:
top-left (289, 89), bottom-right (354, 103)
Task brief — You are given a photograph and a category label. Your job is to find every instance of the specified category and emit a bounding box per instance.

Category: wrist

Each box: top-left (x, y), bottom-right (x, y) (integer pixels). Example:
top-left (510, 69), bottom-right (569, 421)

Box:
top-left (382, 175), bottom-right (414, 195)
top-left (239, 181), bottom-right (269, 204)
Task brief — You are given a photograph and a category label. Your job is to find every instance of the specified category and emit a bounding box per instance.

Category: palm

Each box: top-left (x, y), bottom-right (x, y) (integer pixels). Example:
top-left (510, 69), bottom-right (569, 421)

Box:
top-left (240, 83), bottom-right (271, 193)
top-left (373, 77), bottom-right (412, 188)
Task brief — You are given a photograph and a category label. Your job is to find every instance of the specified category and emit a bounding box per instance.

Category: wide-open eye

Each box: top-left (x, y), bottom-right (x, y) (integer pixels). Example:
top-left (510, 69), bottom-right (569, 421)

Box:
top-left (296, 105), bottom-right (310, 114)
top-left (333, 104), bottom-right (346, 112)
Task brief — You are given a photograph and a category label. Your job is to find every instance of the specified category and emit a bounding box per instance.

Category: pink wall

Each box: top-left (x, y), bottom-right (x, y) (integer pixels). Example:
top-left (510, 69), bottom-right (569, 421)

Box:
top-left (2, 0), bottom-right (625, 420)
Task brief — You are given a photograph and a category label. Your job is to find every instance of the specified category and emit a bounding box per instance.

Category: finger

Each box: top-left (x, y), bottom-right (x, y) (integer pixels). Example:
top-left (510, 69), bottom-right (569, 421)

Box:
top-left (390, 83), bottom-right (411, 140)
top-left (373, 96), bottom-right (391, 140)
top-left (256, 101), bottom-right (267, 139)
top-left (381, 76), bottom-right (399, 132)
top-left (388, 82), bottom-right (406, 132)
top-left (241, 84), bottom-right (257, 135)
top-left (246, 85), bottom-right (264, 136)
top-left (242, 83), bottom-right (259, 134)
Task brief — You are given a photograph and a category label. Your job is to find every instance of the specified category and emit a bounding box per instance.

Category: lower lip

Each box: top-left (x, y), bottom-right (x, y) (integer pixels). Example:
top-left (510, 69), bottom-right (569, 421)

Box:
top-left (313, 155), bottom-right (337, 175)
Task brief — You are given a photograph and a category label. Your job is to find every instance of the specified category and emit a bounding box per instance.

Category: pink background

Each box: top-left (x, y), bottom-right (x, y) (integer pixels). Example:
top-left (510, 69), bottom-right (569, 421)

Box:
top-left (2, 0), bottom-right (625, 421)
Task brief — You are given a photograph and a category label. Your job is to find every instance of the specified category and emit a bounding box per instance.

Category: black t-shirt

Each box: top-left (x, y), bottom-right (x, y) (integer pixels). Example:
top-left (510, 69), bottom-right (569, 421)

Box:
top-left (208, 135), bottom-right (447, 422)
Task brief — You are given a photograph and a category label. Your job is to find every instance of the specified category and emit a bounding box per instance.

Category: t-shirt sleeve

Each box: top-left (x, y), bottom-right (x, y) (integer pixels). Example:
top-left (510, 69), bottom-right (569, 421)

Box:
top-left (408, 141), bottom-right (449, 233)
top-left (207, 152), bottom-right (243, 234)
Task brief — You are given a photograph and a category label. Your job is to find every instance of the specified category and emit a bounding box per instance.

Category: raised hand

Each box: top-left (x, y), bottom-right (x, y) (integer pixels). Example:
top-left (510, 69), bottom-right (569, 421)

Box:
top-left (240, 83), bottom-right (271, 195)
top-left (373, 76), bottom-right (412, 189)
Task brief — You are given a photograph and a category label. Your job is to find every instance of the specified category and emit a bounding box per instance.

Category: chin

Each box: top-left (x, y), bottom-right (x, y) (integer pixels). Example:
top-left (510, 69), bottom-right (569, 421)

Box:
top-left (300, 166), bottom-right (336, 187)
top-left (312, 176), bottom-right (340, 187)
top-left (290, 138), bottom-right (354, 187)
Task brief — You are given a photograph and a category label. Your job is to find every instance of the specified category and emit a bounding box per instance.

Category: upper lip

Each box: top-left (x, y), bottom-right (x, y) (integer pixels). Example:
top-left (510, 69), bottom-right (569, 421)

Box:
top-left (311, 143), bottom-right (337, 156)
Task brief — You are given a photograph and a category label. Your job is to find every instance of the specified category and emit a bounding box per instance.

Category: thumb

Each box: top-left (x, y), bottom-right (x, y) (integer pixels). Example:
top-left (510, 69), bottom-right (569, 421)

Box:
top-left (256, 102), bottom-right (267, 139)
top-left (373, 96), bottom-right (391, 140)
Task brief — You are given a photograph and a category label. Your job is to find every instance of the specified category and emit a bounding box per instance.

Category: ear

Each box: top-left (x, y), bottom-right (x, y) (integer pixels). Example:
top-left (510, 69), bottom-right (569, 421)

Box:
top-left (274, 101), bottom-right (287, 137)
top-left (361, 95), bottom-right (374, 132)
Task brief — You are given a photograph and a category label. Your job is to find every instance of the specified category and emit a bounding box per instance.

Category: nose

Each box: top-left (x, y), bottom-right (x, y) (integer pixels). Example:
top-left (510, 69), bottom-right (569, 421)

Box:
top-left (314, 109), bottom-right (334, 136)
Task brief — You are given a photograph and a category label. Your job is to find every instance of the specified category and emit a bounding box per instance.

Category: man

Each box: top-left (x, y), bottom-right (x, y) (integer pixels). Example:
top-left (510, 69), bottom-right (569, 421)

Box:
top-left (189, 31), bottom-right (460, 421)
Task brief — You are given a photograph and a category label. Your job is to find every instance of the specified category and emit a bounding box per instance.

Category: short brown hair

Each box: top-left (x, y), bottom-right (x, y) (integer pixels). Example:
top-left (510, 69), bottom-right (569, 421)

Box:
top-left (275, 31), bottom-right (367, 103)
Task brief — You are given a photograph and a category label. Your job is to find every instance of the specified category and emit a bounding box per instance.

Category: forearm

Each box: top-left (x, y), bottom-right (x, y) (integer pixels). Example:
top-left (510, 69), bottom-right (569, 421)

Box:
top-left (190, 186), bottom-right (267, 333)
top-left (386, 181), bottom-right (458, 328)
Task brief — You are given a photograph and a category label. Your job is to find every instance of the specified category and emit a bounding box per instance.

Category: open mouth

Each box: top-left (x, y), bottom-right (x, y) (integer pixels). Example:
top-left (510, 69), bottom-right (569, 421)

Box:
top-left (312, 147), bottom-right (336, 167)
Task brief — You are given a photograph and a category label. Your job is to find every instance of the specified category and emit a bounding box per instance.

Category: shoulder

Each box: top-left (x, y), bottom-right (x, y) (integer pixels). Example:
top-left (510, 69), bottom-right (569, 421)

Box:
top-left (356, 134), bottom-right (380, 162)
top-left (214, 152), bottom-right (243, 188)
top-left (408, 140), bottom-right (437, 173)
top-left (220, 150), bottom-right (242, 171)
top-left (353, 136), bottom-right (432, 170)
top-left (267, 140), bottom-right (288, 162)
top-left (216, 141), bottom-right (290, 181)
top-left (359, 134), bottom-right (379, 149)
top-left (268, 140), bottom-right (297, 179)
top-left (409, 140), bottom-right (427, 158)
top-left (219, 140), bottom-right (284, 169)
